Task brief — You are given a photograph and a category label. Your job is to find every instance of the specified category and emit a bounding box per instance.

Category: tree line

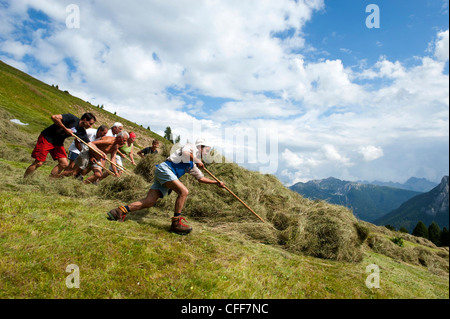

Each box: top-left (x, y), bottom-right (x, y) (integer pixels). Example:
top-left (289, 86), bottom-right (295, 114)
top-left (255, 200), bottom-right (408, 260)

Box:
top-left (385, 222), bottom-right (449, 247)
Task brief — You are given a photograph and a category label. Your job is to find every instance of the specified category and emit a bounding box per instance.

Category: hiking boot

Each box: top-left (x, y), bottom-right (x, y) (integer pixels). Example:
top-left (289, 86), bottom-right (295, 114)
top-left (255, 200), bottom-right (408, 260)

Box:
top-left (170, 216), bottom-right (192, 235)
top-left (107, 206), bottom-right (128, 222)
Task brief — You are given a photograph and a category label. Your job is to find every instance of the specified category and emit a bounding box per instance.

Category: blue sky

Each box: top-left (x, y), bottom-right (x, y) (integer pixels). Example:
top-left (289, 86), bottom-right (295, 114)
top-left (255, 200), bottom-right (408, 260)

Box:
top-left (0, 0), bottom-right (448, 185)
top-left (304, 1), bottom-right (448, 65)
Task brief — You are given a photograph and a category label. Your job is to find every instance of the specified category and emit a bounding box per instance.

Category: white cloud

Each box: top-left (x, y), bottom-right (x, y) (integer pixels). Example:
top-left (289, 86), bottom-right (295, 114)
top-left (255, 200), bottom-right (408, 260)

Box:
top-left (358, 146), bottom-right (384, 162)
top-left (434, 29), bottom-right (449, 62)
top-left (322, 144), bottom-right (352, 166)
top-left (211, 94), bottom-right (301, 122)
top-left (0, 0), bottom-right (448, 185)
top-left (0, 40), bottom-right (30, 59)
top-left (359, 57), bottom-right (406, 79)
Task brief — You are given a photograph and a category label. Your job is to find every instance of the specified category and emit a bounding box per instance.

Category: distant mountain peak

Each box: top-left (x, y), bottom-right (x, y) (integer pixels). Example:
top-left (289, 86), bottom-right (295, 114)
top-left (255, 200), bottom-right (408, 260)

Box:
top-left (290, 177), bottom-right (420, 223)
top-left (375, 175), bottom-right (449, 232)
top-left (359, 177), bottom-right (438, 193)
top-left (423, 176), bottom-right (449, 216)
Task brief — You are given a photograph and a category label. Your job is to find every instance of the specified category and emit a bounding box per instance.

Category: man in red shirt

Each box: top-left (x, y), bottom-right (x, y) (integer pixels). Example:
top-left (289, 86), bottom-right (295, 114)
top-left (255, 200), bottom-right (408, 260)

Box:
top-left (24, 113), bottom-right (97, 178)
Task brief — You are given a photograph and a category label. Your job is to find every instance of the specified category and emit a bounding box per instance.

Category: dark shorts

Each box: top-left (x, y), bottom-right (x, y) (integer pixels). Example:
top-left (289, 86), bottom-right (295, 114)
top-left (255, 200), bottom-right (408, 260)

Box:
top-left (68, 151), bottom-right (80, 161)
top-left (31, 134), bottom-right (67, 162)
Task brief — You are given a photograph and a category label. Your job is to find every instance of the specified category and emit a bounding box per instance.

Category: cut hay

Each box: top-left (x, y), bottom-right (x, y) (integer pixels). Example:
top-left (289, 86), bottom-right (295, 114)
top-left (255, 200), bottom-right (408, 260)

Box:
top-left (282, 203), bottom-right (366, 263)
top-left (367, 234), bottom-right (449, 274)
top-left (136, 157), bottom-right (370, 262)
top-left (133, 153), bottom-right (166, 183)
top-left (211, 222), bottom-right (280, 246)
top-left (96, 174), bottom-right (149, 203)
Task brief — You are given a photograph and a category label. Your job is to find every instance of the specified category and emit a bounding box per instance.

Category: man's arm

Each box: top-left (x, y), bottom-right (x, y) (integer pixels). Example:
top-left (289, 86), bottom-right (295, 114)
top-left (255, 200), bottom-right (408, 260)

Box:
top-left (198, 177), bottom-right (225, 188)
top-left (185, 150), bottom-right (204, 169)
top-left (88, 140), bottom-right (107, 159)
top-left (109, 145), bottom-right (120, 176)
top-left (51, 114), bottom-right (74, 136)
top-left (75, 139), bottom-right (82, 152)
top-left (129, 145), bottom-right (136, 165)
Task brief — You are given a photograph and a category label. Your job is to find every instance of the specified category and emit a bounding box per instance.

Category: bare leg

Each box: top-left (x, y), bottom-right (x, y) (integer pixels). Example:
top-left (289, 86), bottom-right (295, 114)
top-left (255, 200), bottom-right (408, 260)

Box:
top-left (163, 180), bottom-right (192, 234)
top-left (61, 160), bottom-right (76, 177)
top-left (163, 180), bottom-right (189, 215)
top-left (24, 160), bottom-right (44, 178)
top-left (50, 158), bottom-right (69, 178)
top-left (98, 170), bottom-right (110, 182)
top-left (127, 189), bottom-right (163, 212)
top-left (107, 188), bottom-right (162, 221)
top-left (84, 167), bottom-right (103, 184)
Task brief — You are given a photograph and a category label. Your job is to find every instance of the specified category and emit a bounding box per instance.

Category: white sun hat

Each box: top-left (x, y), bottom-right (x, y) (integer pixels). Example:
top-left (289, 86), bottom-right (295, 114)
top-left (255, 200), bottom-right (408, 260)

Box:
top-left (195, 138), bottom-right (212, 148)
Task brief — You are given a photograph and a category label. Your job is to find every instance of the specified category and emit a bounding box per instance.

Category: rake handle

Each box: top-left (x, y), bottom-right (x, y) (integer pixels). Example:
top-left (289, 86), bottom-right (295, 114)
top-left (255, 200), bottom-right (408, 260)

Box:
top-left (202, 166), bottom-right (267, 224)
top-left (73, 135), bottom-right (131, 174)
top-left (93, 159), bottom-right (116, 177)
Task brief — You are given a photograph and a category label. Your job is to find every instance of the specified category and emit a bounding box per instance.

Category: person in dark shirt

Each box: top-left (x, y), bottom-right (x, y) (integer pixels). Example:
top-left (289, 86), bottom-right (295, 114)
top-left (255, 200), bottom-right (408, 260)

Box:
top-left (24, 113), bottom-right (97, 178)
top-left (137, 139), bottom-right (160, 158)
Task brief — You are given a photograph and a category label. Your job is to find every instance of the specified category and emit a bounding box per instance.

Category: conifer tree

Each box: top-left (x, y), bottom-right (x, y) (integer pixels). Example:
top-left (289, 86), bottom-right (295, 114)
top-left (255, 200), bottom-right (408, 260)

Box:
top-left (428, 222), bottom-right (441, 246)
top-left (164, 126), bottom-right (173, 143)
top-left (412, 221), bottom-right (428, 239)
top-left (440, 227), bottom-right (449, 247)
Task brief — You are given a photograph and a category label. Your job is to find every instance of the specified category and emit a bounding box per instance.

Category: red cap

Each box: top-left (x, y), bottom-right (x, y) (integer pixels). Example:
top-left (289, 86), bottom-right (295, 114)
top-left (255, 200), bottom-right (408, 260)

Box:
top-left (129, 132), bottom-right (136, 139)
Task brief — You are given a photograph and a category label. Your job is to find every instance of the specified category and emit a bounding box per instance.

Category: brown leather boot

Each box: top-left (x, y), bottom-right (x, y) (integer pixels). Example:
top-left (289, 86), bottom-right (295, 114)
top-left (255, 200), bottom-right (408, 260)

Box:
top-left (170, 216), bottom-right (192, 235)
top-left (107, 206), bottom-right (127, 222)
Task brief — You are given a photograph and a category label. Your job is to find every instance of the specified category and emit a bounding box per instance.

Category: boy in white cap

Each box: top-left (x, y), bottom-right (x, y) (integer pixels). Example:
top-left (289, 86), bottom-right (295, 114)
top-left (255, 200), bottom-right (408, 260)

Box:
top-left (106, 138), bottom-right (225, 235)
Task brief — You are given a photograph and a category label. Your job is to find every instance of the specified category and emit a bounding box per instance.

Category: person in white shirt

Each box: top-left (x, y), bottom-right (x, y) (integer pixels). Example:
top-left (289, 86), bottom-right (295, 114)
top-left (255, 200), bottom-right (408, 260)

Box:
top-left (106, 122), bottom-right (125, 173)
top-left (106, 138), bottom-right (225, 235)
top-left (62, 125), bottom-right (108, 176)
top-left (106, 122), bottom-right (123, 137)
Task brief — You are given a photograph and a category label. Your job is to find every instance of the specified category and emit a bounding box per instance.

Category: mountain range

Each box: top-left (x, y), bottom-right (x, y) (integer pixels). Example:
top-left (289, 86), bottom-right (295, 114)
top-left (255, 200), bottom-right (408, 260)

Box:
top-left (290, 176), bottom-right (449, 232)
top-left (374, 176), bottom-right (449, 232)
top-left (358, 177), bottom-right (438, 193)
top-left (289, 177), bottom-right (422, 223)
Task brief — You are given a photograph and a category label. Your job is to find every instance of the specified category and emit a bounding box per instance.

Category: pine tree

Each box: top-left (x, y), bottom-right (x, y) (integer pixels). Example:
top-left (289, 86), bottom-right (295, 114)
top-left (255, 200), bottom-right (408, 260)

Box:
top-left (164, 126), bottom-right (173, 143)
top-left (440, 227), bottom-right (449, 247)
top-left (428, 222), bottom-right (441, 246)
top-left (412, 221), bottom-right (428, 239)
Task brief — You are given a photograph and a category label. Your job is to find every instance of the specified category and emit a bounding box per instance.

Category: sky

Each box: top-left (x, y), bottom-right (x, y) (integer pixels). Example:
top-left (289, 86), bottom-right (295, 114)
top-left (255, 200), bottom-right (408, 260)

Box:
top-left (0, 0), bottom-right (448, 185)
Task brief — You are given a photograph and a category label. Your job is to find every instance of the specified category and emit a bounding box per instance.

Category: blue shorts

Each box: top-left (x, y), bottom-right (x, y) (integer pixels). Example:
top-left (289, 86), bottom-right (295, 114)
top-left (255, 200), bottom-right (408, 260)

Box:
top-left (68, 151), bottom-right (79, 161)
top-left (151, 162), bottom-right (178, 198)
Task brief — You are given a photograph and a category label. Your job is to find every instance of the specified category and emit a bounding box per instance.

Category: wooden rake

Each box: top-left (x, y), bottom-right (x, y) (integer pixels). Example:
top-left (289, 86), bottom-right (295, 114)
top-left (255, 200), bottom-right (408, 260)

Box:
top-left (202, 166), bottom-right (269, 225)
top-left (73, 135), bottom-right (133, 175)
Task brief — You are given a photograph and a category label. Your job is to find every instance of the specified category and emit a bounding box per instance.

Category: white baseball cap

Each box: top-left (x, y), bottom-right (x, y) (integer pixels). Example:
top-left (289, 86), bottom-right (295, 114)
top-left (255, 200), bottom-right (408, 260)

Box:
top-left (195, 138), bottom-right (211, 147)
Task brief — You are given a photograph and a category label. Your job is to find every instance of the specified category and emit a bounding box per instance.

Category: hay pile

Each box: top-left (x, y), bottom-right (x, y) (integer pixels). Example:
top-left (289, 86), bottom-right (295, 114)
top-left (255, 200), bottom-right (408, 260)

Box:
top-left (132, 156), bottom-right (368, 262)
top-left (126, 151), bottom-right (448, 270)
top-left (96, 174), bottom-right (149, 203)
top-left (133, 153), bottom-right (165, 183)
top-left (280, 203), bottom-right (367, 262)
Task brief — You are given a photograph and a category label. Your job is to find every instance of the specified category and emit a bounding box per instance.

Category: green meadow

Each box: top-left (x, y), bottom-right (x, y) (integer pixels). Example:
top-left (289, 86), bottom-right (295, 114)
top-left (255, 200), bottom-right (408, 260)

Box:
top-left (0, 60), bottom-right (448, 299)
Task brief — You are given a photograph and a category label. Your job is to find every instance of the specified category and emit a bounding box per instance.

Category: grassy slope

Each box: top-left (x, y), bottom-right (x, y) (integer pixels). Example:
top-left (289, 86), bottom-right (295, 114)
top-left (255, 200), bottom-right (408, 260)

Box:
top-left (0, 60), bottom-right (448, 299)
top-left (0, 60), bottom-right (166, 149)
